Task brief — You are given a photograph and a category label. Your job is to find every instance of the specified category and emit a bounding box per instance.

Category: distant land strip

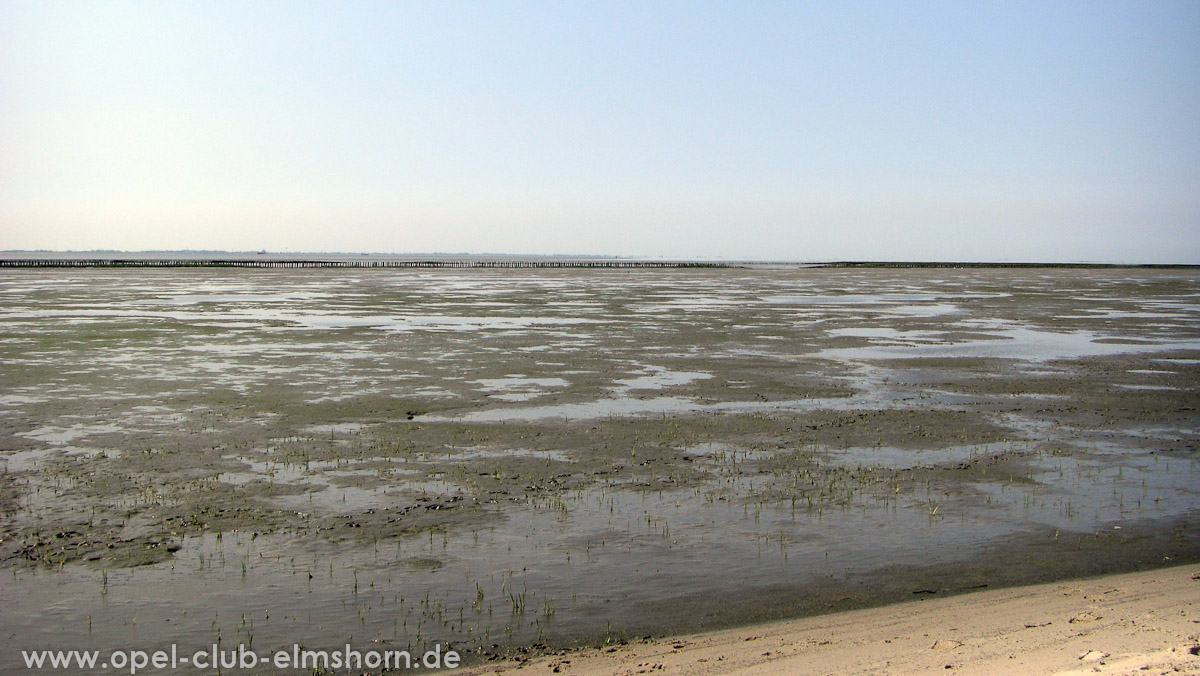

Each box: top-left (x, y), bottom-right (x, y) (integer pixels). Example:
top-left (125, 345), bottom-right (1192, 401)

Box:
top-left (1, 258), bottom-right (1197, 269)
top-left (0, 258), bottom-right (727, 269)
top-left (824, 261), bottom-right (1200, 269)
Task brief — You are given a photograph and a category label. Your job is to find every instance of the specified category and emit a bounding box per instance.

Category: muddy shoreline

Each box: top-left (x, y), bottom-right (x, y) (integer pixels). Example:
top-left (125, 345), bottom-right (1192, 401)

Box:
top-left (2, 267), bottom-right (1198, 672)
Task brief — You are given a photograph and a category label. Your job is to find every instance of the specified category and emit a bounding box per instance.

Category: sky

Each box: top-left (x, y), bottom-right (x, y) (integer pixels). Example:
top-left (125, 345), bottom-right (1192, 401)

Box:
top-left (1, 1), bottom-right (1198, 262)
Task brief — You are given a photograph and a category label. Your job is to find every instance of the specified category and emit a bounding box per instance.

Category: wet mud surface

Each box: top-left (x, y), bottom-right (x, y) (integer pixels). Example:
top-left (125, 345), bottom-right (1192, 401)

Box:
top-left (1, 267), bottom-right (1198, 671)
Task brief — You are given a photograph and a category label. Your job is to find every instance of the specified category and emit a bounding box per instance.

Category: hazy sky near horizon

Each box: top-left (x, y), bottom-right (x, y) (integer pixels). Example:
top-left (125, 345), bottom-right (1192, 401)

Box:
top-left (2, 1), bottom-right (1198, 262)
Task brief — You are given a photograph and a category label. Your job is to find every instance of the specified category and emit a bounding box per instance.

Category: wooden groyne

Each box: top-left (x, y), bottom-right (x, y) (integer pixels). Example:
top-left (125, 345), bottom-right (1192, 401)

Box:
top-left (0, 258), bottom-right (727, 269)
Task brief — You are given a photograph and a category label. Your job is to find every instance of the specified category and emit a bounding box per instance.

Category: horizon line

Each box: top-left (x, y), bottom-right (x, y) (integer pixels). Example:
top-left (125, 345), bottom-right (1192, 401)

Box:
top-left (2, 251), bottom-right (1198, 268)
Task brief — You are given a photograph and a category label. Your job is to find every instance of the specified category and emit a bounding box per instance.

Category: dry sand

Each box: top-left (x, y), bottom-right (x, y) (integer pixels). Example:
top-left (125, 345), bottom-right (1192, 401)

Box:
top-left (454, 565), bottom-right (1200, 676)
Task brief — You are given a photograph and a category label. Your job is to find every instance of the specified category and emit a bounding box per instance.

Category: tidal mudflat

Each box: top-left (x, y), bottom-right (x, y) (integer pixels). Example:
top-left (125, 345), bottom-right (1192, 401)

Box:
top-left (1, 267), bottom-right (1198, 671)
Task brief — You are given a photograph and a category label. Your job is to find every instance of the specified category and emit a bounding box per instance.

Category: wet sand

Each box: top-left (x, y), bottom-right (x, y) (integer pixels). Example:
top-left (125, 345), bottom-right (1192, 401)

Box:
top-left (454, 564), bottom-right (1200, 676)
top-left (1, 266), bottom-right (1198, 672)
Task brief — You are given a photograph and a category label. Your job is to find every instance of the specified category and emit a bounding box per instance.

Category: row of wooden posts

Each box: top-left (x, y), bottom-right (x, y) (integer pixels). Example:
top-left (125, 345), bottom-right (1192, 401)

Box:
top-left (0, 259), bottom-right (726, 269)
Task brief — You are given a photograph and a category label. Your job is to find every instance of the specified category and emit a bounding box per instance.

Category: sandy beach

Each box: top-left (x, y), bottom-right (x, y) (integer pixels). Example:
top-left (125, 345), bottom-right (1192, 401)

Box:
top-left (455, 564), bottom-right (1200, 676)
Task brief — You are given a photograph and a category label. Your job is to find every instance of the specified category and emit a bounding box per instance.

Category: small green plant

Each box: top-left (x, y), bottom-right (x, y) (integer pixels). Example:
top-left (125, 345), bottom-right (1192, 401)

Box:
top-left (508, 591), bottom-right (526, 614)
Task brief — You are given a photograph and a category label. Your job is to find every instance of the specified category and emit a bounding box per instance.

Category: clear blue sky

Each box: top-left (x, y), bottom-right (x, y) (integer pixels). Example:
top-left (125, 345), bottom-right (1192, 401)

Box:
top-left (2, 1), bottom-right (1197, 261)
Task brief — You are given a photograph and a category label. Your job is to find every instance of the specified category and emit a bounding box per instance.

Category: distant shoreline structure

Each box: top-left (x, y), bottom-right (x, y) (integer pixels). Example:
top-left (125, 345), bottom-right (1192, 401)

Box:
top-left (0, 257), bottom-right (725, 269)
top-left (0, 253), bottom-right (1196, 269)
